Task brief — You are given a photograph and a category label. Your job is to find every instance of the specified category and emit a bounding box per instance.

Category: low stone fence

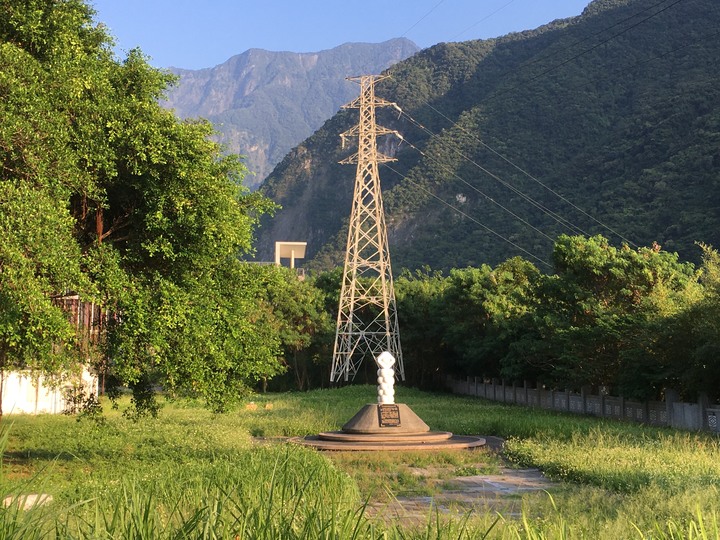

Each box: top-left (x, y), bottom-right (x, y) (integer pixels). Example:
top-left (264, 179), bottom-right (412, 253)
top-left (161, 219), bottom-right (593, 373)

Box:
top-left (446, 376), bottom-right (720, 433)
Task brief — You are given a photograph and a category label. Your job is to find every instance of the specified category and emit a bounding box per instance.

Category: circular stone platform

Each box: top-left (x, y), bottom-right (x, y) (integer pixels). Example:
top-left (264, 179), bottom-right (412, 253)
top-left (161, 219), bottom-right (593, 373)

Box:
top-left (290, 432), bottom-right (486, 451)
top-left (290, 403), bottom-right (486, 451)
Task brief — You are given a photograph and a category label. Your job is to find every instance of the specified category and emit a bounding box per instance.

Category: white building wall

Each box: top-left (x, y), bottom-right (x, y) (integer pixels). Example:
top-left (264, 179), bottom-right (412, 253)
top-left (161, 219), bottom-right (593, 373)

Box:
top-left (0, 369), bottom-right (98, 415)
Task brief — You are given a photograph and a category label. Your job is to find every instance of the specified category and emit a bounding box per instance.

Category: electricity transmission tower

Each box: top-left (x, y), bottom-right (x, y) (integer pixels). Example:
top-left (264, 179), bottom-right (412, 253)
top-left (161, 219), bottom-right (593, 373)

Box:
top-left (330, 74), bottom-right (405, 383)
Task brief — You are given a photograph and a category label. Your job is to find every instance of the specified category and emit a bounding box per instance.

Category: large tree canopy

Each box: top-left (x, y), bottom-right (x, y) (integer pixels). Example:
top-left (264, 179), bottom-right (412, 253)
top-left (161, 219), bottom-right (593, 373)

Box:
top-left (390, 235), bottom-right (711, 401)
top-left (0, 0), bottom-right (280, 413)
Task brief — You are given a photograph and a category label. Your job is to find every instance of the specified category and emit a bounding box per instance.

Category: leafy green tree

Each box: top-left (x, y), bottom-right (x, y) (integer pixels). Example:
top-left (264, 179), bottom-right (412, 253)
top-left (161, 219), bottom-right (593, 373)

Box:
top-left (395, 267), bottom-right (452, 388)
top-left (658, 244), bottom-right (720, 401)
top-left (510, 235), bottom-right (700, 397)
top-left (258, 266), bottom-right (332, 391)
top-left (0, 0), bottom-right (99, 412)
top-left (393, 259), bottom-right (539, 388)
top-left (440, 258), bottom-right (540, 381)
top-left (0, 182), bottom-right (87, 399)
top-left (1, 0), bottom-right (282, 414)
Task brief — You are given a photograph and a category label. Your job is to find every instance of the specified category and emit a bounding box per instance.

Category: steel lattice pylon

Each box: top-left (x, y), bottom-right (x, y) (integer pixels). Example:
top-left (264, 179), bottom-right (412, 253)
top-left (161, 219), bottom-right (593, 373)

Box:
top-left (330, 74), bottom-right (404, 383)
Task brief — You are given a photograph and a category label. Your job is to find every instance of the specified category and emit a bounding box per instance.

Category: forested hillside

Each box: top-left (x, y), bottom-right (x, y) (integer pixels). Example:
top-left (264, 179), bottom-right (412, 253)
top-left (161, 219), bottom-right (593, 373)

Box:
top-left (256, 0), bottom-right (720, 270)
top-left (162, 39), bottom-right (419, 188)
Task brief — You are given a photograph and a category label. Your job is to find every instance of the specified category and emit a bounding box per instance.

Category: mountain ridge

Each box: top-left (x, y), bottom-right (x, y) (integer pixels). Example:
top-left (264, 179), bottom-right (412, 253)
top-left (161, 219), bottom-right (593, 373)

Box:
top-left (161, 38), bottom-right (419, 187)
top-left (255, 0), bottom-right (720, 270)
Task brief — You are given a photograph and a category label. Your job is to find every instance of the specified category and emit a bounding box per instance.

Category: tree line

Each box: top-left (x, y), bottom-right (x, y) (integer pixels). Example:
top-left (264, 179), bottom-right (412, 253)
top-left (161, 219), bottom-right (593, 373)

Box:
top-left (269, 235), bottom-right (720, 405)
top-left (394, 235), bottom-right (720, 402)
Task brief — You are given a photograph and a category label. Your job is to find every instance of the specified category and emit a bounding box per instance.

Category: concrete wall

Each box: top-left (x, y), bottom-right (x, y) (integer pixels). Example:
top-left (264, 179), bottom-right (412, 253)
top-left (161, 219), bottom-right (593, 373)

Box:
top-left (1, 369), bottom-right (98, 415)
top-left (447, 376), bottom-right (720, 433)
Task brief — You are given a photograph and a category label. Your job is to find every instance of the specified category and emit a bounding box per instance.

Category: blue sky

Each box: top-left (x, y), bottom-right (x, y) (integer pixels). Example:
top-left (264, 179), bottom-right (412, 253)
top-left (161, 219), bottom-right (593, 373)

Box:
top-left (91, 0), bottom-right (592, 70)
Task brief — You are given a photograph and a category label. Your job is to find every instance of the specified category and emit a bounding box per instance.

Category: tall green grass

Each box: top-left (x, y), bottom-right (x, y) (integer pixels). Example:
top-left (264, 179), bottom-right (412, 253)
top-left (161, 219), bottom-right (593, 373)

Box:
top-left (2, 415), bottom-right (372, 539)
top-left (54, 455), bottom-right (370, 539)
top-left (503, 429), bottom-right (720, 493)
top-left (2, 387), bottom-right (720, 538)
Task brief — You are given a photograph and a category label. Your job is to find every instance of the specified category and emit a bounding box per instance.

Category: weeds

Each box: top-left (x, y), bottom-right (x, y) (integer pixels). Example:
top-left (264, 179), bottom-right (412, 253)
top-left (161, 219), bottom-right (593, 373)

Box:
top-left (2, 388), bottom-right (720, 538)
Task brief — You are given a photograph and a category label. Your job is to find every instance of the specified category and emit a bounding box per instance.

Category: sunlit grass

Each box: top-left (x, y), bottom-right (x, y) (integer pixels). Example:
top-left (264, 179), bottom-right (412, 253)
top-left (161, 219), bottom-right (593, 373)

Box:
top-left (1, 386), bottom-right (720, 538)
top-left (504, 428), bottom-right (720, 493)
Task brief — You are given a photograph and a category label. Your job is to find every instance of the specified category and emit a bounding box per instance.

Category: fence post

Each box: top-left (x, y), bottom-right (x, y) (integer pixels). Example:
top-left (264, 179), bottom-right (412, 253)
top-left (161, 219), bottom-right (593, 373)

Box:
top-left (665, 389), bottom-right (679, 428)
top-left (699, 392), bottom-right (709, 430)
top-left (581, 386), bottom-right (589, 415)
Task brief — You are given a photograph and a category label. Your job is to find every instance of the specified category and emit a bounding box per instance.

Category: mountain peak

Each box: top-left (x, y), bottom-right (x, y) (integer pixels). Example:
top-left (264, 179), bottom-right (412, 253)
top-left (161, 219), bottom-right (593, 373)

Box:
top-left (161, 39), bottom-right (419, 188)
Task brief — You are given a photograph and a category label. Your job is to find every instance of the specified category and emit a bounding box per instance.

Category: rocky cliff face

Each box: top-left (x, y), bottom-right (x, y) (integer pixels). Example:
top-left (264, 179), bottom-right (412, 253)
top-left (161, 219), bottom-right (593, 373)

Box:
top-left (161, 38), bottom-right (419, 188)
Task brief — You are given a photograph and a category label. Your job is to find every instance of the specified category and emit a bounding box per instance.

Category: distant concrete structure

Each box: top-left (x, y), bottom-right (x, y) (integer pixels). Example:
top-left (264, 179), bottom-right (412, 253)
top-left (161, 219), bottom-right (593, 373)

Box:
top-left (274, 241), bottom-right (307, 269)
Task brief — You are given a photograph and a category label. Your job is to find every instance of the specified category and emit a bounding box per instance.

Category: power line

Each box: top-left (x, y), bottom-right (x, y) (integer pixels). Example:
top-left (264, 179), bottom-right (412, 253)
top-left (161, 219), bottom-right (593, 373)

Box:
top-left (414, 21), bottom-right (720, 248)
top-left (331, 0), bottom-right (705, 270)
top-left (383, 0), bottom-right (705, 249)
top-left (448, 0), bottom-right (517, 43)
top-left (398, 110), bottom-right (591, 238)
top-left (400, 0), bottom-right (448, 40)
top-left (383, 163), bottom-right (553, 269)
top-left (395, 132), bottom-right (563, 244)
top-left (419, 103), bottom-right (639, 246)
top-left (504, 0), bottom-right (679, 78)
top-left (471, 0), bottom-right (687, 107)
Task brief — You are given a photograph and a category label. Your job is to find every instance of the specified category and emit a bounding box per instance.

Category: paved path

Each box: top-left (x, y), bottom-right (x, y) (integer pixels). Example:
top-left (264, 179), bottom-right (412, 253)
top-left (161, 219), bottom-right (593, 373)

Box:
top-left (367, 437), bottom-right (556, 522)
top-left (257, 434), bottom-right (557, 522)
top-left (368, 467), bottom-right (554, 521)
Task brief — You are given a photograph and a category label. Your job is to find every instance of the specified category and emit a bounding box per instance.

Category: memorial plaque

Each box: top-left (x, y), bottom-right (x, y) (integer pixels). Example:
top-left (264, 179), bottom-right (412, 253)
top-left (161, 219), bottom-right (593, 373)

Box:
top-left (378, 404), bottom-right (401, 427)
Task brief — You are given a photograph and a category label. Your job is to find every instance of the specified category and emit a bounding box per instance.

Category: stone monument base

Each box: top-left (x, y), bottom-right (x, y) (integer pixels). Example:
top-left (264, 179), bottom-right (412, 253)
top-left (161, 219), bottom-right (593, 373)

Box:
top-left (291, 403), bottom-right (485, 451)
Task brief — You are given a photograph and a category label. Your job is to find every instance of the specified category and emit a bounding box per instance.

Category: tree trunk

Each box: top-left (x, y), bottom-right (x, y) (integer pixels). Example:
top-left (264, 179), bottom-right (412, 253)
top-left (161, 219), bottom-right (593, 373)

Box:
top-left (293, 351), bottom-right (309, 391)
top-left (96, 205), bottom-right (104, 243)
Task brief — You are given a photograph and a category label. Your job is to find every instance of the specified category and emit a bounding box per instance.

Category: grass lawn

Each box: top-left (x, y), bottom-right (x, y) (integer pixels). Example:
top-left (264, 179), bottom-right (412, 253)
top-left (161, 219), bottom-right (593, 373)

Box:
top-left (1, 385), bottom-right (719, 538)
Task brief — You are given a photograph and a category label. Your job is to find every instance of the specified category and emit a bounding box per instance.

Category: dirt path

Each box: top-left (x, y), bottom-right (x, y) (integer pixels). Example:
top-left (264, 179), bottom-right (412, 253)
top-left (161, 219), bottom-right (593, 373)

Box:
top-left (366, 437), bottom-right (557, 522)
top-left (257, 434), bottom-right (558, 522)
top-left (368, 467), bottom-right (554, 520)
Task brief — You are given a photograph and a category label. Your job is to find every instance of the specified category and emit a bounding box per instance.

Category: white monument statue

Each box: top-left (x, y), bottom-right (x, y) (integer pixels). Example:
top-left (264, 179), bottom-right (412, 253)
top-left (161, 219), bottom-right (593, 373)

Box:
top-left (376, 351), bottom-right (396, 405)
